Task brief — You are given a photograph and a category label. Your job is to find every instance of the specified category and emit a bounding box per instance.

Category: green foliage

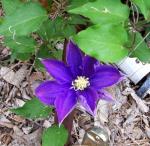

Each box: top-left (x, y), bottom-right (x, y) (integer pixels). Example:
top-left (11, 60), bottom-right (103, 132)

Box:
top-left (35, 45), bottom-right (53, 71)
top-left (11, 52), bottom-right (32, 61)
top-left (0, 2), bottom-right (48, 36)
top-left (1, 0), bottom-right (150, 145)
top-left (0, 18), bottom-right (4, 25)
top-left (68, 0), bottom-right (130, 63)
top-left (52, 49), bottom-right (63, 60)
top-left (131, 32), bottom-right (150, 62)
top-left (35, 45), bottom-right (63, 71)
top-left (67, 0), bottom-right (95, 10)
top-left (42, 125), bottom-right (68, 146)
top-left (4, 36), bottom-right (37, 61)
top-left (12, 98), bottom-right (52, 119)
top-left (68, 14), bottom-right (88, 25)
top-left (69, 0), bottom-right (129, 24)
top-left (1, 0), bottom-right (150, 63)
top-left (37, 17), bottom-right (78, 40)
top-left (1, 0), bottom-right (22, 15)
top-left (4, 36), bottom-right (36, 53)
top-left (74, 24), bottom-right (128, 63)
top-left (132, 0), bottom-right (150, 20)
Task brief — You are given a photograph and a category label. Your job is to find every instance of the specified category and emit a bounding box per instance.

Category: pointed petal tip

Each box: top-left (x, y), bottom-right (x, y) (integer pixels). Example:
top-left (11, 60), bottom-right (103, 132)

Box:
top-left (66, 40), bottom-right (83, 77)
top-left (79, 88), bottom-right (97, 116)
top-left (34, 81), bottom-right (67, 106)
top-left (67, 39), bottom-right (76, 47)
top-left (41, 58), bottom-right (52, 65)
top-left (90, 65), bottom-right (122, 89)
top-left (57, 106), bottom-right (76, 127)
top-left (98, 90), bottom-right (116, 102)
top-left (55, 90), bottom-right (77, 125)
top-left (89, 109), bottom-right (96, 117)
top-left (41, 59), bottom-right (73, 83)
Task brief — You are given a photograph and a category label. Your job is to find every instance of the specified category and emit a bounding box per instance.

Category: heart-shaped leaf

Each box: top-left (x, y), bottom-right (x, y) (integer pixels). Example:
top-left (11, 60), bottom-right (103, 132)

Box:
top-left (69, 0), bottom-right (129, 24)
top-left (4, 36), bottom-right (36, 53)
top-left (74, 24), bottom-right (128, 63)
top-left (12, 98), bottom-right (52, 119)
top-left (42, 125), bottom-right (68, 146)
top-left (0, 2), bottom-right (48, 36)
top-left (1, 0), bottom-right (22, 15)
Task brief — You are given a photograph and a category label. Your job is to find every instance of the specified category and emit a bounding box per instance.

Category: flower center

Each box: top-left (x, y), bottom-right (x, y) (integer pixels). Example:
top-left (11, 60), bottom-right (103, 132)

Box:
top-left (72, 76), bottom-right (90, 91)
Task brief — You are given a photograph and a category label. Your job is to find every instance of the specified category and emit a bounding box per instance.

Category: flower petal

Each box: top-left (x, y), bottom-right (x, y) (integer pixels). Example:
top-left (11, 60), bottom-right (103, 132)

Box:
top-left (83, 55), bottom-right (97, 77)
top-left (35, 81), bottom-right (69, 105)
top-left (98, 90), bottom-right (115, 102)
top-left (42, 59), bottom-right (73, 83)
top-left (79, 88), bottom-right (98, 116)
top-left (90, 65), bottom-right (121, 89)
top-left (55, 90), bottom-right (77, 125)
top-left (66, 40), bottom-right (82, 77)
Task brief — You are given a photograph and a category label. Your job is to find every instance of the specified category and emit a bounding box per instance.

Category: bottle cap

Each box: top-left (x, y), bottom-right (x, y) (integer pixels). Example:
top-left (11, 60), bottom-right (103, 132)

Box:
top-left (82, 126), bottom-right (109, 146)
top-left (117, 57), bottom-right (150, 84)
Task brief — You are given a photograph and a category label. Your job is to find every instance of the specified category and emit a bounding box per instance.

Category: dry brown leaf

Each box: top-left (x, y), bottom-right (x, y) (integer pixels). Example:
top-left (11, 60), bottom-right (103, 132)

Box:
top-left (123, 103), bottom-right (139, 125)
top-left (0, 115), bottom-right (11, 123)
top-left (131, 92), bottom-right (149, 113)
top-left (95, 100), bottom-right (109, 126)
top-left (9, 126), bottom-right (42, 146)
top-left (43, 120), bottom-right (52, 128)
top-left (0, 65), bottom-right (28, 88)
top-left (0, 67), bottom-right (15, 84)
top-left (14, 98), bottom-right (25, 107)
top-left (0, 121), bottom-right (14, 128)
top-left (123, 88), bottom-right (149, 113)
top-left (145, 126), bottom-right (150, 139)
top-left (22, 127), bottom-right (32, 135)
top-left (12, 115), bottom-right (25, 123)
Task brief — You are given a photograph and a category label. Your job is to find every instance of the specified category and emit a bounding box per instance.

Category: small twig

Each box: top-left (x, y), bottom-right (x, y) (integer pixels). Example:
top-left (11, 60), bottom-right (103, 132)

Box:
top-left (131, 2), bottom-right (136, 24)
top-left (128, 31), bottom-right (150, 57)
top-left (26, 60), bottom-right (36, 97)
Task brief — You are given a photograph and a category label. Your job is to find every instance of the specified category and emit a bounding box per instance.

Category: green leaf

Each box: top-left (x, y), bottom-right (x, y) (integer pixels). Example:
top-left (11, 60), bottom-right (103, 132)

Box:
top-left (67, 0), bottom-right (92, 10)
top-left (36, 45), bottom-right (53, 58)
top-left (69, 0), bottom-right (129, 24)
top-left (35, 45), bottom-right (63, 71)
top-left (3, 36), bottom-right (36, 61)
top-left (52, 49), bottom-right (63, 60)
top-left (131, 32), bottom-right (150, 62)
top-left (74, 24), bottom-right (128, 63)
top-left (37, 17), bottom-right (76, 40)
top-left (68, 14), bottom-right (88, 25)
top-left (35, 45), bottom-right (54, 71)
top-left (12, 98), bottom-right (52, 119)
top-left (11, 51), bottom-right (32, 61)
top-left (0, 2), bottom-right (48, 36)
top-left (132, 0), bottom-right (150, 20)
top-left (1, 0), bottom-right (22, 15)
top-left (62, 24), bottom-right (76, 38)
top-left (4, 36), bottom-right (36, 53)
top-left (37, 20), bottom-right (54, 41)
top-left (42, 125), bottom-right (68, 146)
top-left (0, 17), bottom-right (4, 25)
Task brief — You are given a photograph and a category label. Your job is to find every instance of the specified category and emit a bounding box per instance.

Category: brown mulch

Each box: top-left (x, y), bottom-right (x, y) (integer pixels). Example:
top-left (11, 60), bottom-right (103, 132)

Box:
top-left (0, 2), bottom-right (150, 145)
top-left (0, 54), bottom-right (150, 146)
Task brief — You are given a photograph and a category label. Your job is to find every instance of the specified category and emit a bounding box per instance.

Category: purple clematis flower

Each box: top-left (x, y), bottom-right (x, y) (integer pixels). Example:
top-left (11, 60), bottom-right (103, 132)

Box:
top-left (35, 41), bottom-right (122, 125)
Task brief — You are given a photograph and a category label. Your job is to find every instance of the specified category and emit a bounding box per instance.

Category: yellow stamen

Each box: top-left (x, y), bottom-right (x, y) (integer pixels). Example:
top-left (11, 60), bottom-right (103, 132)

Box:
top-left (72, 76), bottom-right (90, 91)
